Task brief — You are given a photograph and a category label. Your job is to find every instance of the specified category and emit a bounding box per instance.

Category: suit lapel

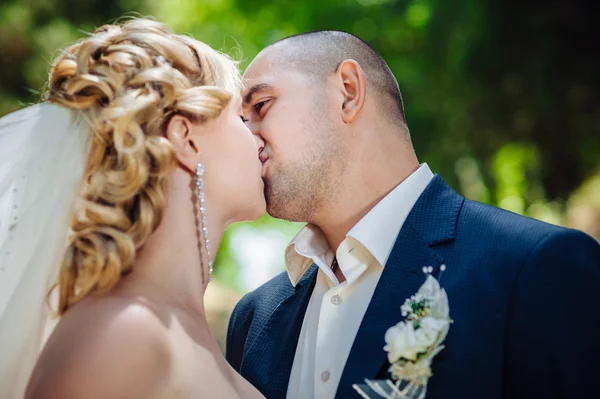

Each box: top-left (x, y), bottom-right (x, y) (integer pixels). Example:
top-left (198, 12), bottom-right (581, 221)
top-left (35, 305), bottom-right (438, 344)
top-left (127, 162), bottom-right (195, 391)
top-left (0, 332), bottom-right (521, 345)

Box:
top-left (335, 224), bottom-right (444, 398)
top-left (335, 175), bottom-right (464, 398)
top-left (241, 265), bottom-right (318, 399)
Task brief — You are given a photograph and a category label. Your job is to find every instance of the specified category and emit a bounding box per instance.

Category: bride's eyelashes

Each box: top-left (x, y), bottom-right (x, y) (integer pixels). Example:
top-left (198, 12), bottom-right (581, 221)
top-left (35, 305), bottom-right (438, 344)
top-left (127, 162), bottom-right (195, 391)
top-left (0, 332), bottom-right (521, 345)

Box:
top-left (240, 115), bottom-right (249, 123)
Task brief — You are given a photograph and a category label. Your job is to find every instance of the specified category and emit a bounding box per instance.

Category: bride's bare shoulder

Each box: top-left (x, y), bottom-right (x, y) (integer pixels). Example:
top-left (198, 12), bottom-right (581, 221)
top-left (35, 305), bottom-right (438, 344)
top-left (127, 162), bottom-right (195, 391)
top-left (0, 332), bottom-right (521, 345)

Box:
top-left (26, 297), bottom-right (172, 399)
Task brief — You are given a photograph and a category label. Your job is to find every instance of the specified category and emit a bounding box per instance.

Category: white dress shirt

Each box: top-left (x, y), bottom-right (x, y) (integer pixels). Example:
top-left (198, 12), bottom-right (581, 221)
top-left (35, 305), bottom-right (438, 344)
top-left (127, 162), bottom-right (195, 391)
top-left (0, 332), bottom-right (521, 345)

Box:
top-left (285, 164), bottom-right (434, 399)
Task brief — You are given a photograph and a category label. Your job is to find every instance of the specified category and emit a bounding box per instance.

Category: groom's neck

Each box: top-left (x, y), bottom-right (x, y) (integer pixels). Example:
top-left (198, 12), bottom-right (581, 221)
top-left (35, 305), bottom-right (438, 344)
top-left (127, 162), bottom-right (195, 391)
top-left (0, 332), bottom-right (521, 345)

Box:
top-left (313, 143), bottom-right (419, 253)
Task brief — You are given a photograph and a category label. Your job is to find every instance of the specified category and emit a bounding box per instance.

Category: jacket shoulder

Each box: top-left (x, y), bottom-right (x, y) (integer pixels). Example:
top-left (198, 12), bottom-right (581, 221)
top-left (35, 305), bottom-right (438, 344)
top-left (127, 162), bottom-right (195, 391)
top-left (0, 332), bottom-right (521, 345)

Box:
top-left (459, 199), bottom-right (569, 248)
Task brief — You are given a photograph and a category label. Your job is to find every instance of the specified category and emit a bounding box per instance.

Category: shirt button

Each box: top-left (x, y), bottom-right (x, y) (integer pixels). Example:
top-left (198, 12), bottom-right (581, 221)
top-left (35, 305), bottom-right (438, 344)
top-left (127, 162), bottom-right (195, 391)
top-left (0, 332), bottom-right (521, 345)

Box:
top-left (331, 294), bottom-right (341, 305)
top-left (321, 370), bottom-right (330, 382)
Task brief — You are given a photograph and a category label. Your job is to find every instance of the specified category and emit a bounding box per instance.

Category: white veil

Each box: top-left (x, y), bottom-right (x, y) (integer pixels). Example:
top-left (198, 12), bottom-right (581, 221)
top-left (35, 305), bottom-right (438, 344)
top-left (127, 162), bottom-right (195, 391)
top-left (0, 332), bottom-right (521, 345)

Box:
top-left (0, 103), bottom-right (91, 398)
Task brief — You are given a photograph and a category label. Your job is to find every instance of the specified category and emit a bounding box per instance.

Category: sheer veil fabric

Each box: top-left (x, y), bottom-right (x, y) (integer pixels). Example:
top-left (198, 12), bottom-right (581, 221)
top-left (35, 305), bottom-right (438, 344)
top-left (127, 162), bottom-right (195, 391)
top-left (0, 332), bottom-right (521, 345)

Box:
top-left (0, 103), bottom-right (91, 398)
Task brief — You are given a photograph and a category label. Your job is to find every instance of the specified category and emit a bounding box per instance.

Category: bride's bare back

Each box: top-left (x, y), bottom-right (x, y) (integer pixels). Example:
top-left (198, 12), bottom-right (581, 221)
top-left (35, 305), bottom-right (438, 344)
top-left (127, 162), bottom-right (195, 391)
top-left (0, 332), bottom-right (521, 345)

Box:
top-left (26, 296), bottom-right (263, 399)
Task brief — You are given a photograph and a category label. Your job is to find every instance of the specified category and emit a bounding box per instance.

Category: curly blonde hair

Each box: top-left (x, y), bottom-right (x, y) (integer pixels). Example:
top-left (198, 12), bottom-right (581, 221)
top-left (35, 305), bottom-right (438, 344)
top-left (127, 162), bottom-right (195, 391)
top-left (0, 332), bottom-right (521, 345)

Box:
top-left (48, 18), bottom-right (241, 315)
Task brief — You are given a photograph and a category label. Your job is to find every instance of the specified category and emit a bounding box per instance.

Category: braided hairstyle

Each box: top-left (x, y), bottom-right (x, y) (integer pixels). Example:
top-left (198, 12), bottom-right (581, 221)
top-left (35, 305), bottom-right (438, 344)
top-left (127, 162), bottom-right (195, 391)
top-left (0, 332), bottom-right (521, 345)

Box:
top-left (47, 18), bottom-right (241, 315)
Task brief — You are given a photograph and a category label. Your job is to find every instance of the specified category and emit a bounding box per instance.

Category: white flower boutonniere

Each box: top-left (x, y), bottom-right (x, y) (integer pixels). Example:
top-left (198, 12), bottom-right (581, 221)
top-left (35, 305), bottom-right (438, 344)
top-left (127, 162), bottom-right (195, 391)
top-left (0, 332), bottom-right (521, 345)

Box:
top-left (353, 267), bottom-right (452, 399)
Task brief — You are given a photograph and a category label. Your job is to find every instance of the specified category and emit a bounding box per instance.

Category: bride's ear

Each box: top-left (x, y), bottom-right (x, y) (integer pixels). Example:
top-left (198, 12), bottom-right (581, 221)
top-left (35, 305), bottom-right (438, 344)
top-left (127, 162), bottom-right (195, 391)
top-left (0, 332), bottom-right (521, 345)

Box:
top-left (166, 115), bottom-right (200, 173)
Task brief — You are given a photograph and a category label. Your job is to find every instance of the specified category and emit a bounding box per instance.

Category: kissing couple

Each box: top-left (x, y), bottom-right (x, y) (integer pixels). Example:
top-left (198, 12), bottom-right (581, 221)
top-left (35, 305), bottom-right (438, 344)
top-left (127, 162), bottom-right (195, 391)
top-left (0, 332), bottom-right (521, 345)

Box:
top-left (0, 17), bottom-right (599, 399)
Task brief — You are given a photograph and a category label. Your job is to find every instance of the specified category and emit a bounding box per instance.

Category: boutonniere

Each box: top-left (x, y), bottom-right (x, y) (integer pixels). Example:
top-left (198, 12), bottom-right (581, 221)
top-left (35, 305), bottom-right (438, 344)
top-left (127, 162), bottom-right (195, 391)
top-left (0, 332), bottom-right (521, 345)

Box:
top-left (353, 266), bottom-right (452, 399)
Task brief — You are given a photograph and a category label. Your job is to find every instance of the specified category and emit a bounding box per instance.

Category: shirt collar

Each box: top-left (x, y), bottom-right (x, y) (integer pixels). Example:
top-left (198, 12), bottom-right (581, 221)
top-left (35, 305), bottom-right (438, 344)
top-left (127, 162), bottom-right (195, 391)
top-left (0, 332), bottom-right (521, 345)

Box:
top-left (285, 163), bottom-right (434, 286)
top-left (347, 163), bottom-right (434, 267)
top-left (285, 224), bottom-right (330, 286)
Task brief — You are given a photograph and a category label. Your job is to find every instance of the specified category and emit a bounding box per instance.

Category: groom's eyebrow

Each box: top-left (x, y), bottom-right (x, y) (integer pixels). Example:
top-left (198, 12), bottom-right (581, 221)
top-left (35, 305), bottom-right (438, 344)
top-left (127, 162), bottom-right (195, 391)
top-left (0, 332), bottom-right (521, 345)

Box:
top-left (243, 83), bottom-right (274, 106)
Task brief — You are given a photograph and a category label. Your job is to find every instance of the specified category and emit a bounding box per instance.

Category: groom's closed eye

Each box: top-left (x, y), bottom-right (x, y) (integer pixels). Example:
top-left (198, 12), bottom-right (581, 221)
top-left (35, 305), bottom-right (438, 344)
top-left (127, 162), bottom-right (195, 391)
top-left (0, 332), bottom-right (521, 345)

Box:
top-left (253, 99), bottom-right (270, 116)
top-left (243, 83), bottom-right (274, 106)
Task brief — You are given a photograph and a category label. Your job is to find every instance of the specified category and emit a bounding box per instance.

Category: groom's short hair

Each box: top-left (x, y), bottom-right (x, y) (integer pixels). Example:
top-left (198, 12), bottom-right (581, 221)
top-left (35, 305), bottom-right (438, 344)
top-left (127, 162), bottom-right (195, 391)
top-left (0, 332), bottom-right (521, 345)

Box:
top-left (269, 31), bottom-right (406, 125)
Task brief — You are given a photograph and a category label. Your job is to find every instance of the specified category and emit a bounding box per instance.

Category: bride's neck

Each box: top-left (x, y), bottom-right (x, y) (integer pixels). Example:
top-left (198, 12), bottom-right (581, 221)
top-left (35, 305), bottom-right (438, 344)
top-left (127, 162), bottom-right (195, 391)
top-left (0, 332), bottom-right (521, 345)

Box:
top-left (117, 170), bottom-right (225, 316)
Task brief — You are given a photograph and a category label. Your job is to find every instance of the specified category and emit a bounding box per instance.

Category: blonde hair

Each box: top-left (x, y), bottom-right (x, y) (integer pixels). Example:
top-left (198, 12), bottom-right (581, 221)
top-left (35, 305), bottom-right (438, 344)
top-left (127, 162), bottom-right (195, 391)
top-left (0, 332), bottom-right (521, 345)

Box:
top-left (48, 18), bottom-right (241, 315)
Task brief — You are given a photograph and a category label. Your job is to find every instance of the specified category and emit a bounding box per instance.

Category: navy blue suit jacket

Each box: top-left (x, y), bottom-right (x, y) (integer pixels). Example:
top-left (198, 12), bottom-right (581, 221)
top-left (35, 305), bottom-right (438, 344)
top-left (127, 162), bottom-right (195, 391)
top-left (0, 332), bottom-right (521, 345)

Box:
top-left (226, 175), bottom-right (600, 398)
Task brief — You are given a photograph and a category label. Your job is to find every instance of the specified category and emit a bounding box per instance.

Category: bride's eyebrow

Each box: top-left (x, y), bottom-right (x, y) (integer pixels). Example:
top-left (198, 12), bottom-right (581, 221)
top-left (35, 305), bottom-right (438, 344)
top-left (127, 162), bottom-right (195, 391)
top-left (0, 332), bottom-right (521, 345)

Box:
top-left (243, 83), bottom-right (274, 106)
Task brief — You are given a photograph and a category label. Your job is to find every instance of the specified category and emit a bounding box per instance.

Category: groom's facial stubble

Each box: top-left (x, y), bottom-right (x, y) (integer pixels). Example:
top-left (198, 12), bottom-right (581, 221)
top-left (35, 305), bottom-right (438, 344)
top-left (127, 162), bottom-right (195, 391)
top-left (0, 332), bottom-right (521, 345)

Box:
top-left (242, 51), bottom-right (345, 223)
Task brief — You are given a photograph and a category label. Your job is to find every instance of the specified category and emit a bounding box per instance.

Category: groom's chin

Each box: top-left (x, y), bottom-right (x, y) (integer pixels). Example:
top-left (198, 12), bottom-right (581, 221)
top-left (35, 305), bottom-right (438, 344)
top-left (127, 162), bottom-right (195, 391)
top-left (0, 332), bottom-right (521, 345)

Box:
top-left (265, 202), bottom-right (307, 223)
top-left (263, 180), bottom-right (300, 221)
top-left (263, 193), bottom-right (284, 220)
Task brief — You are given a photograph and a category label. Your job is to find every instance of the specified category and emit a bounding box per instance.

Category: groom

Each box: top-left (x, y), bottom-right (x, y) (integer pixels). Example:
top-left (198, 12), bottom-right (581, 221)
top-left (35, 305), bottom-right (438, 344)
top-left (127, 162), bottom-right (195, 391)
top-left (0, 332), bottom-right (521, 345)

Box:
top-left (227, 31), bottom-right (600, 398)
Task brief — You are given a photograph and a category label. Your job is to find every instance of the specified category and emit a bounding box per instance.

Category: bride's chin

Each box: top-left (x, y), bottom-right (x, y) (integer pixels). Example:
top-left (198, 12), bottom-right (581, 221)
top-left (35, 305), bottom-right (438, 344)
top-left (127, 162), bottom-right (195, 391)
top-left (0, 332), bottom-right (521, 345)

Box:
top-left (249, 181), bottom-right (267, 220)
top-left (248, 197), bottom-right (267, 221)
top-left (231, 195), bottom-right (266, 224)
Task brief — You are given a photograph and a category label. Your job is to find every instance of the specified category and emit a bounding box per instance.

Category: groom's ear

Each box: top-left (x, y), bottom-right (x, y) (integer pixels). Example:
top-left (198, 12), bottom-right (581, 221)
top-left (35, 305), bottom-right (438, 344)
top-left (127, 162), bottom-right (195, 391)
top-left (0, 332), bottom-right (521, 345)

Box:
top-left (165, 114), bottom-right (200, 173)
top-left (336, 59), bottom-right (367, 124)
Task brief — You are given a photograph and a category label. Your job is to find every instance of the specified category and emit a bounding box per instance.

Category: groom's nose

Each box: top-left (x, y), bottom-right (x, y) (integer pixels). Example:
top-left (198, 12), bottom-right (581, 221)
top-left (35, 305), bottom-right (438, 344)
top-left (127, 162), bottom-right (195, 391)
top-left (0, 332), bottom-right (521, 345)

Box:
top-left (249, 122), bottom-right (266, 145)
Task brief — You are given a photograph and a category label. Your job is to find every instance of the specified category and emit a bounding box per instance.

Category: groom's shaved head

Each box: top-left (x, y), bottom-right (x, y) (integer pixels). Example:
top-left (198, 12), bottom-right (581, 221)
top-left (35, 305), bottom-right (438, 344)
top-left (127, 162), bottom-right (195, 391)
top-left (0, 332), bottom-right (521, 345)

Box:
top-left (267, 31), bottom-right (406, 124)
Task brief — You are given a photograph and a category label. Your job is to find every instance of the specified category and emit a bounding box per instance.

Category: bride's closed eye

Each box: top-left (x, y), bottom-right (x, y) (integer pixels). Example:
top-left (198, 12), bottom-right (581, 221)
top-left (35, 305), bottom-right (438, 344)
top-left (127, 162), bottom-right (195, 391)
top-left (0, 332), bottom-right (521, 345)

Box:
top-left (240, 115), bottom-right (249, 123)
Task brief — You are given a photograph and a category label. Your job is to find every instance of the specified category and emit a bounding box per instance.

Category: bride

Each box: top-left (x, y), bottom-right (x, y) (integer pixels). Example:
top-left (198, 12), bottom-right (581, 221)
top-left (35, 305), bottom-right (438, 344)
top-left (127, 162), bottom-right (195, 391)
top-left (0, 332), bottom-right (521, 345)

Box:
top-left (0, 18), bottom-right (265, 398)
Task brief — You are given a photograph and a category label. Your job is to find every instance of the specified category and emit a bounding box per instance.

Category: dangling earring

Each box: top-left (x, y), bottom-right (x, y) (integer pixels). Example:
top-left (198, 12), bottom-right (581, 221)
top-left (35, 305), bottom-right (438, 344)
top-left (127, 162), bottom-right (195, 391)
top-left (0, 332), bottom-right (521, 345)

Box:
top-left (196, 163), bottom-right (213, 282)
